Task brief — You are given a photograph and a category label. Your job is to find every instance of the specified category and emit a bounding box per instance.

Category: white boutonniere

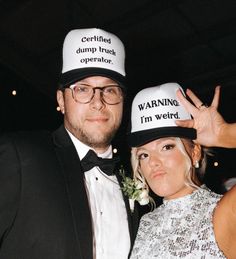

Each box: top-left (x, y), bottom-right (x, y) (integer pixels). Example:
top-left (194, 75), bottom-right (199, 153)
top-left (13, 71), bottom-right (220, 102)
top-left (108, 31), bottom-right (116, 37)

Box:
top-left (119, 166), bottom-right (150, 212)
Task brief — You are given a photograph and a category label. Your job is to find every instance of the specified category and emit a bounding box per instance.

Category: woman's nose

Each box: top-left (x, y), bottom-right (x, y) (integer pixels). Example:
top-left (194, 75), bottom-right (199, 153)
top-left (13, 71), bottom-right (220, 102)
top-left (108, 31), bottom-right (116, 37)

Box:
top-left (149, 154), bottom-right (161, 167)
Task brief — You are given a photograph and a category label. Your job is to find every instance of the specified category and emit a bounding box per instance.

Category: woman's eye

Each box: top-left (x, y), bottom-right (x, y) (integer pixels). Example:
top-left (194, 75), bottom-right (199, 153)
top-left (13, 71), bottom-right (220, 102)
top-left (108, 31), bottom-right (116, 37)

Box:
top-left (162, 144), bottom-right (175, 151)
top-left (137, 153), bottom-right (148, 160)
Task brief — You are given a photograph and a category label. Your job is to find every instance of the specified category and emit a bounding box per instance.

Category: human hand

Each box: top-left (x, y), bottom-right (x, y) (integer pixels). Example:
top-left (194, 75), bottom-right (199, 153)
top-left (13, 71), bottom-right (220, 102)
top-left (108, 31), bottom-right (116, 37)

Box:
top-left (175, 86), bottom-right (226, 147)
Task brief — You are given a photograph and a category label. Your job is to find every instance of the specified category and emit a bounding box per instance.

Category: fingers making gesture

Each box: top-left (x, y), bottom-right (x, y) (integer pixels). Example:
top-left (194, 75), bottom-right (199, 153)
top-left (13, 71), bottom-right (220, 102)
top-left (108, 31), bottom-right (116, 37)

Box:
top-left (176, 86), bottom-right (236, 148)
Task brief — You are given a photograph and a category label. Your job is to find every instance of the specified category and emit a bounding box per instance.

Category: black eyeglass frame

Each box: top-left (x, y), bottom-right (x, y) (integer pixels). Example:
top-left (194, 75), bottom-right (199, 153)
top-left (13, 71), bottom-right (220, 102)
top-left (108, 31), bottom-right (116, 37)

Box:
top-left (63, 83), bottom-right (125, 105)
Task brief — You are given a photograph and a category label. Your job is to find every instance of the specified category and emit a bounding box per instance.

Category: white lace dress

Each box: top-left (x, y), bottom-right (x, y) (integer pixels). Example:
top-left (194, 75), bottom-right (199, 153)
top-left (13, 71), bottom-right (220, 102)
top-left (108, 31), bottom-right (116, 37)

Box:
top-left (130, 186), bottom-right (226, 259)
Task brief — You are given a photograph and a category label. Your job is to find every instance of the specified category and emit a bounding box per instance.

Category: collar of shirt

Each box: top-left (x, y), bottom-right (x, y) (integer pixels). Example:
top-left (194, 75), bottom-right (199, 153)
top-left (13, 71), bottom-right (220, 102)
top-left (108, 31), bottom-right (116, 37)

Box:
top-left (65, 128), bottom-right (113, 160)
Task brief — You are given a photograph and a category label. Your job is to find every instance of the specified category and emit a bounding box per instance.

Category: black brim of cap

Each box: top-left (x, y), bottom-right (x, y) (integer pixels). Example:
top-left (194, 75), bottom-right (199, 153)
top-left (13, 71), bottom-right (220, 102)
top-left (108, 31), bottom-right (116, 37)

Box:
top-left (59, 67), bottom-right (126, 89)
top-left (127, 126), bottom-right (197, 147)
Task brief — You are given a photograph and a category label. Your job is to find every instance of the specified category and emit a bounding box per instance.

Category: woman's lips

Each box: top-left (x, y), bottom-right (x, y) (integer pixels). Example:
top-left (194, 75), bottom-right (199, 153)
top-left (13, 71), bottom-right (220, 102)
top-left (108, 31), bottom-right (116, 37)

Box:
top-left (151, 170), bottom-right (166, 179)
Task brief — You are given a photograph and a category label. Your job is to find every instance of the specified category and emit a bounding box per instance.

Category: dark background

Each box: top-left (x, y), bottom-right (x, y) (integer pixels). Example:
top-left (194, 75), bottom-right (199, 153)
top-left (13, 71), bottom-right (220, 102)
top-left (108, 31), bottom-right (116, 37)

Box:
top-left (0, 0), bottom-right (236, 193)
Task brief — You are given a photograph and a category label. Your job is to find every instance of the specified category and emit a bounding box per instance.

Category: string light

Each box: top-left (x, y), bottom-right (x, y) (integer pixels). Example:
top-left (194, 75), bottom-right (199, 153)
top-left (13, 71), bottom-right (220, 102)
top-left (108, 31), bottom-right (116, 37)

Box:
top-left (214, 161), bottom-right (219, 167)
top-left (12, 90), bottom-right (17, 96)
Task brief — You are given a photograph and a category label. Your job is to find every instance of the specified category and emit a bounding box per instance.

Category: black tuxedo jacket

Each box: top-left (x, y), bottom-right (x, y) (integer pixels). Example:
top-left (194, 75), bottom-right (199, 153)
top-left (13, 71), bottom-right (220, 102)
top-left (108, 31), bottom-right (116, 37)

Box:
top-left (0, 125), bottom-right (138, 259)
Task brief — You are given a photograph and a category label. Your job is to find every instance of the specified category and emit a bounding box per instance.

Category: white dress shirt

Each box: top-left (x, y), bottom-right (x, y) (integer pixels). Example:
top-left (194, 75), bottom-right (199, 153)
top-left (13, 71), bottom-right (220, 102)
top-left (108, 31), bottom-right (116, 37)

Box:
top-left (67, 131), bottom-right (130, 259)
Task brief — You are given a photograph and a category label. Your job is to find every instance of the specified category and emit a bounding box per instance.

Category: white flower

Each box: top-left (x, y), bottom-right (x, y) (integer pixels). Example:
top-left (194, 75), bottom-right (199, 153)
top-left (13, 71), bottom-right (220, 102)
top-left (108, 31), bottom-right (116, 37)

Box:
top-left (129, 199), bottom-right (135, 212)
top-left (138, 189), bottom-right (150, 205)
top-left (136, 180), bottom-right (146, 189)
top-left (119, 166), bottom-right (150, 211)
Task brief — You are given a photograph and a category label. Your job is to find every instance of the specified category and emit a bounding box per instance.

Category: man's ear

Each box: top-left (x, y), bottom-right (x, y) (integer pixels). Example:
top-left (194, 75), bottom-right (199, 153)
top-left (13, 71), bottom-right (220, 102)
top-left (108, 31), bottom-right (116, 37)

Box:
top-left (56, 90), bottom-right (65, 114)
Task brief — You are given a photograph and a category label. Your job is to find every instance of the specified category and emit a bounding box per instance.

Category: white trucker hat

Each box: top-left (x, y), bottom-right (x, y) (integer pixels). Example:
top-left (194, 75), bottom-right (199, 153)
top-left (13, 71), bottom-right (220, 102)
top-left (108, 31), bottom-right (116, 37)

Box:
top-left (59, 28), bottom-right (126, 88)
top-left (128, 83), bottom-right (196, 147)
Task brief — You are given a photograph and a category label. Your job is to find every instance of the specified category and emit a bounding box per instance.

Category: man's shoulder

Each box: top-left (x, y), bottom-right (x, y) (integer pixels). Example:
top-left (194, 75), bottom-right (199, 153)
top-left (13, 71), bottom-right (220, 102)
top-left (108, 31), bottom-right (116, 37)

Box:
top-left (3, 129), bottom-right (51, 140)
top-left (0, 129), bottom-right (54, 150)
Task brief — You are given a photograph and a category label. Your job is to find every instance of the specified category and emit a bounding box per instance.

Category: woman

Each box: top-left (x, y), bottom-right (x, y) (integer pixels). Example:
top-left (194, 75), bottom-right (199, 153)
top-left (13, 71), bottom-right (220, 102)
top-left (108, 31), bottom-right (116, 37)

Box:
top-left (128, 83), bottom-right (236, 259)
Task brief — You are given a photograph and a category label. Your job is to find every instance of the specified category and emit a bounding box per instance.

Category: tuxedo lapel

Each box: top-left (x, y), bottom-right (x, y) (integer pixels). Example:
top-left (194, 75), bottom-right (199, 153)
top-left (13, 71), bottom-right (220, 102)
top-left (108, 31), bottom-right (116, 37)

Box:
top-left (115, 165), bottom-right (140, 254)
top-left (53, 126), bottom-right (93, 259)
top-left (115, 169), bottom-right (134, 243)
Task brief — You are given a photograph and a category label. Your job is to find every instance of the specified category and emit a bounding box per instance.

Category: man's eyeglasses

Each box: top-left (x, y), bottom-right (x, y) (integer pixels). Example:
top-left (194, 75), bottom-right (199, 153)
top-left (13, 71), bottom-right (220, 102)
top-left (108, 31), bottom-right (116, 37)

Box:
top-left (67, 82), bottom-right (124, 105)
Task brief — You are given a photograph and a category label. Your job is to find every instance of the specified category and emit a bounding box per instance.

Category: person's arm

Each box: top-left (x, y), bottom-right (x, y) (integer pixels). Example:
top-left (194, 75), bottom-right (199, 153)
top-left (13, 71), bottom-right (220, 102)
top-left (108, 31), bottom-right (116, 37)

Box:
top-left (218, 122), bottom-right (236, 148)
top-left (176, 86), bottom-right (236, 148)
top-left (0, 134), bottom-right (20, 241)
top-left (213, 185), bottom-right (236, 258)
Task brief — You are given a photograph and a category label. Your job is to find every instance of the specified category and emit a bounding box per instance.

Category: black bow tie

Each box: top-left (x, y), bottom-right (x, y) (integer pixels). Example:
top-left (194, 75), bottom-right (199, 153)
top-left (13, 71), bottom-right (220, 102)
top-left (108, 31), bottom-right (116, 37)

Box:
top-left (81, 149), bottom-right (120, 176)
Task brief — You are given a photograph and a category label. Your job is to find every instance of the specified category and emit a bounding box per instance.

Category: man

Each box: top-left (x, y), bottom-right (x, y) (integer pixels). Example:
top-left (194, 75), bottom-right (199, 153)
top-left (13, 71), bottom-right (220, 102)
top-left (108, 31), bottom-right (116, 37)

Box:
top-left (0, 28), bottom-right (137, 259)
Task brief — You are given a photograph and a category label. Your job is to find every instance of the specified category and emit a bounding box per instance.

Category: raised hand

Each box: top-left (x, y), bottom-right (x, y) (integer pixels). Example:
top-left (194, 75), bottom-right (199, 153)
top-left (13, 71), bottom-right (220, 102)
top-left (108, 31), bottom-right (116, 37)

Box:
top-left (175, 86), bottom-right (227, 147)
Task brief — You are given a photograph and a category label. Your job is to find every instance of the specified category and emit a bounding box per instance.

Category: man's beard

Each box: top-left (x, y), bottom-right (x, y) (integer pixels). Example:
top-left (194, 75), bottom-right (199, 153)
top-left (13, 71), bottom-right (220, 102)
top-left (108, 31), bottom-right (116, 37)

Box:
top-left (72, 125), bottom-right (119, 149)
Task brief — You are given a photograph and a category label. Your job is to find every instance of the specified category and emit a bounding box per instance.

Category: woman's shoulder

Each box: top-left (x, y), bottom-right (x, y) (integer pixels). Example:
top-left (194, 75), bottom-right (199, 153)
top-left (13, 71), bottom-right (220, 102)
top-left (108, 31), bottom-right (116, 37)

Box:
top-left (213, 185), bottom-right (236, 258)
top-left (213, 185), bottom-right (236, 224)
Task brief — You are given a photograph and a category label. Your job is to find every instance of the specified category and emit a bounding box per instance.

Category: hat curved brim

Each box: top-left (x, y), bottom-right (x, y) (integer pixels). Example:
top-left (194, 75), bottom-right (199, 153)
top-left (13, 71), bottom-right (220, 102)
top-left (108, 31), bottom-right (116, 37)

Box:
top-left (128, 127), bottom-right (197, 147)
top-left (59, 68), bottom-right (126, 89)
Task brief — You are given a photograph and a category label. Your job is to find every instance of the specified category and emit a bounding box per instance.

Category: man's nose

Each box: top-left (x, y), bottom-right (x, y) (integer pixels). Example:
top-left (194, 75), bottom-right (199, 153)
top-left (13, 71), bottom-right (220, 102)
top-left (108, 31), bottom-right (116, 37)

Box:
top-left (90, 89), bottom-right (105, 110)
